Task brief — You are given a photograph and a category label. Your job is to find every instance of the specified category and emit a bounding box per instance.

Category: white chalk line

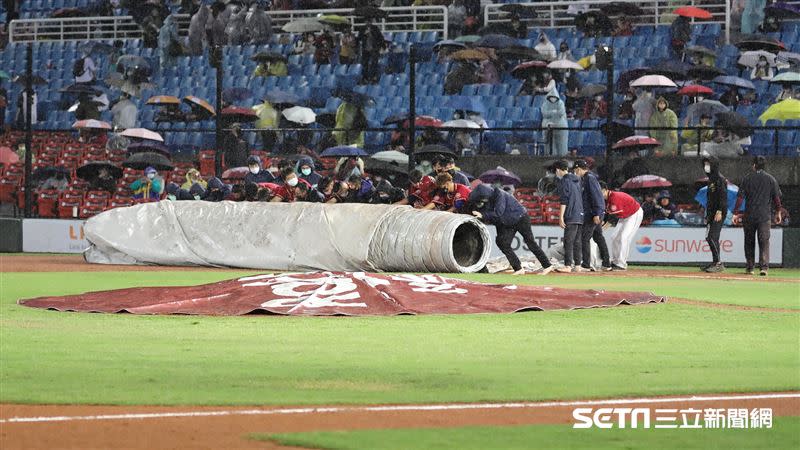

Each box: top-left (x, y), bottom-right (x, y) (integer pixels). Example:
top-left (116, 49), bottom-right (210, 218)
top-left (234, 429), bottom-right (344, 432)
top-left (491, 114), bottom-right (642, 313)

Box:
top-left (2, 393), bottom-right (798, 424)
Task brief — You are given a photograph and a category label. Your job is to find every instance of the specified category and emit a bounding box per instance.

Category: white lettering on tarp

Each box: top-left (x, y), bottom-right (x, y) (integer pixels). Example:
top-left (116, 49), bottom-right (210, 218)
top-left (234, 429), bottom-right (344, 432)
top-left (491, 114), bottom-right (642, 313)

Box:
top-left (391, 274), bottom-right (468, 294)
top-left (352, 272), bottom-right (391, 288)
top-left (246, 273), bottom-right (367, 310)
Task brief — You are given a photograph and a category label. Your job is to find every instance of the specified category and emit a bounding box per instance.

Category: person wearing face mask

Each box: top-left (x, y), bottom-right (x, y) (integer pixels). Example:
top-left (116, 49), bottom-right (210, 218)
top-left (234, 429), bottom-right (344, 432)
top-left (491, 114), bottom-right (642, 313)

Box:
top-left (618, 89), bottom-right (636, 120)
top-left (701, 156), bottom-right (728, 273)
top-left (433, 155), bottom-right (470, 186)
top-left (202, 177), bottom-right (231, 202)
top-left (428, 172), bottom-right (471, 213)
top-left (395, 169), bottom-right (437, 208)
top-left (130, 166), bottom-right (163, 201)
top-left (681, 114), bottom-right (714, 154)
top-left (508, 14), bottom-right (527, 39)
top-left (466, 111), bottom-right (487, 129)
top-left (632, 89), bottom-right (656, 133)
top-left (165, 182), bottom-right (194, 201)
top-left (552, 160), bottom-right (585, 273)
top-left (534, 32), bottom-right (556, 60)
top-left (750, 55), bottom-right (774, 80)
top-left (534, 71), bottom-right (556, 95)
top-left (181, 168), bottom-right (207, 190)
top-left (270, 167), bottom-right (307, 202)
top-left (335, 156), bottom-right (364, 181)
top-left (344, 175), bottom-right (377, 203)
top-left (41, 170), bottom-right (69, 192)
top-left (557, 41), bottom-right (574, 61)
top-left (295, 156), bottom-right (322, 188)
top-left (541, 89), bottom-right (568, 156)
top-left (648, 97), bottom-right (678, 156)
top-left (188, 182), bottom-right (206, 200)
top-left (244, 155), bottom-right (275, 184)
top-left (582, 94), bottom-right (608, 120)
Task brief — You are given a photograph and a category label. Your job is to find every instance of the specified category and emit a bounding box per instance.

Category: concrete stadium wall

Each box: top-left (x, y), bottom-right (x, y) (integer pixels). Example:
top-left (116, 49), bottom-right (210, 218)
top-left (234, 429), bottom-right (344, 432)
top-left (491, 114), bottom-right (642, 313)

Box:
top-left (782, 228), bottom-right (800, 268)
top-left (0, 218), bottom-right (23, 252)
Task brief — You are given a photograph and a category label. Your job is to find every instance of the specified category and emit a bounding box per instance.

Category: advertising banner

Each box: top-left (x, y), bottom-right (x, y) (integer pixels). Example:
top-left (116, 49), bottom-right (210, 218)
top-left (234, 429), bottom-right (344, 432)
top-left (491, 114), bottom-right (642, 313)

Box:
top-left (488, 225), bottom-right (783, 264)
top-left (22, 219), bottom-right (89, 253)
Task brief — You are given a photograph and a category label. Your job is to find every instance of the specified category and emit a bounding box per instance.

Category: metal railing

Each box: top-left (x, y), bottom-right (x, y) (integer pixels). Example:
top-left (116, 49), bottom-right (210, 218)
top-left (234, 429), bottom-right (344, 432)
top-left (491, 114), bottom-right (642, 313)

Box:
top-left (9, 6), bottom-right (449, 43)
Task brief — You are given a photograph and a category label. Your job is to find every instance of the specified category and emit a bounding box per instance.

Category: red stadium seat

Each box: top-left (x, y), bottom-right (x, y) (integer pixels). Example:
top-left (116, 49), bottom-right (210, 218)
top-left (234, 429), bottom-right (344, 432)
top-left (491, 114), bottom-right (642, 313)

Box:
top-left (0, 176), bottom-right (21, 203)
top-left (79, 204), bottom-right (104, 219)
top-left (57, 199), bottom-right (83, 218)
top-left (37, 189), bottom-right (60, 218)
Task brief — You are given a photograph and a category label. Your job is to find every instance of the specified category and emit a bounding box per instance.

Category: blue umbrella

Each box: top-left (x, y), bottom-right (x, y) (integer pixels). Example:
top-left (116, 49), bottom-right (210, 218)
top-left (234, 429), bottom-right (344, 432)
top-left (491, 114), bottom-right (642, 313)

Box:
top-left (694, 183), bottom-right (742, 213)
top-left (321, 146), bottom-right (369, 157)
top-left (433, 40), bottom-right (467, 50)
top-left (222, 87), bottom-right (253, 103)
top-left (264, 90), bottom-right (303, 106)
top-left (474, 34), bottom-right (520, 49)
top-left (443, 96), bottom-right (486, 114)
top-left (712, 75), bottom-right (756, 90)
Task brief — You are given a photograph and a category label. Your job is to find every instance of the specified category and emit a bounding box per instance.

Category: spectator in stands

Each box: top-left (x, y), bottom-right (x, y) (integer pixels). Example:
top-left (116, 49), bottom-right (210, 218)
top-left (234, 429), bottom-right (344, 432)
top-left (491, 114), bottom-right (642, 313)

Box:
top-left (640, 191), bottom-right (657, 224)
top-left (444, 61), bottom-right (478, 95)
top-left (448, 0), bottom-right (468, 37)
top-left (246, 3), bottom-right (272, 45)
top-left (159, 14), bottom-right (183, 70)
top-left (225, 6), bottom-right (249, 45)
top-left (681, 114), bottom-right (714, 154)
top-left (270, 167), bottom-right (303, 202)
top-left (612, 17), bottom-right (633, 37)
top-left (74, 52), bottom-right (97, 85)
top-left (244, 155), bottom-right (275, 184)
top-left (654, 190), bottom-right (677, 220)
top-left (582, 95), bottom-right (608, 120)
top-left (222, 123), bottom-right (249, 169)
top-left (203, 177), bottom-right (230, 202)
top-left (131, 166), bottom-right (163, 201)
top-left (142, 9), bottom-right (163, 48)
top-left (573, 159), bottom-right (611, 271)
top-left (503, 14), bottom-right (525, 39)
top-left (296, 156), bottom-right (322, 188)
top-left (741, 0), bottom-right (766, 34)
top-left (165, 182), bottom-right (194, 201)
top-left (534, 32), bottom-right (557, 60)
top-left (617, 89), bottom-right (635, 120)
top-left (733, 156), bottom-right (782, 276)
top-left (339, 31), bottom-right (357, 65)
top-left (41, 171), bottom-right (69, 192)
top-left (358, 18), bottom-right (386, 83)
top-left (601, 182), bottom-right (643, 271)
top-left (541, 89), bottom-right (568, 156)
top-left (618, 150), bottom-right (650, 184)
top-left (552, 160), bottom-right (584, 272)
top-left (292, 33), bottom-right (315, 55)
top-left (314, 32), bottom-right (335, 65)
top-left (4, 0), bottom-right (19, 22)
top-left (335, 156), bottom-right (364, 181)
top-left (701, 156), bottom-right (728, 273)
top-left (477, 59), bottom-right (500, 84)
top-left (670, 15), bottom-right (691, 58)
top-left (428, 172), bottom-right (470, 213)
top-left (416, 128), bottom-right (446, 147)
top-left (648, 97), bottom-right (678, 155)
top-left (111, 92), bottom-right (137, 130)
top-left (181, 168), bottom-right (207, 191)
top-left (78, 128), bottom-right (108, 147)
top-left (432, 155), bottom-right (470, 185)
top-left (534, 70), bottom-right (556, 96)
top-left (557, 41), bottom-right (574, 61)
top-left (564, 76), bottom-right (582, 118)
top-left (345, 175), bottom-right (377, 203)
top-left (333, 101), bottom-right (366, 147)
top-left (632, 89), bottom-right (655, 133)
top-left (719, 86), bottom-right (740, 108)
top-left (187, 4), bottom-right (210, 56)
top-left (750, 55), bottom-right (774, 80)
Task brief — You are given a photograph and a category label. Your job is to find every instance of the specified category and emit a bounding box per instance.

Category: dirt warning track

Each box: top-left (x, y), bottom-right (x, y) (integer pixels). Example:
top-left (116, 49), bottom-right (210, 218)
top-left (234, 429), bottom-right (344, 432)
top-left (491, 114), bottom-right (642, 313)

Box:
top-left (1, 393), bottom-right (798, 449)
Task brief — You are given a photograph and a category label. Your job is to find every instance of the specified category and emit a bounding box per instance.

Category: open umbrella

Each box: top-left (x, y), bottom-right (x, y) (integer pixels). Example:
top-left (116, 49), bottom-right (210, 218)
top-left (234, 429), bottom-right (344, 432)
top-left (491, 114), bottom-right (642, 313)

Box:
top-left (146, 95), bottom-right (181, 105)
top-left (685, 45), bottom-right (716, 58)
top-left (603, 120), bottom-right (635, 143)
top-left (735, 37), bottom-right (785, 52)
top-left (365, 159), bottom-right (408, 179)
top-left (443, 97), bottom-right (486, 114)
top-left (738, 50), bottom-right (778, 68)
top-left (777, 51), bottom-right (800, 68)
top-left (371, 150), bottom-right (409, 165)
top-left (621, 174), bottom-right (672, 190)
top-left (13, 75), bottom-right (47, 85)
top-left (127, 141), bottom-right (171, 158)
top-left (79, 42), bottom-right (116, 56)
top-left (282, 19), bottom-right (325, 33)
top-left (648, 61), bottom-right (690, 80)
top-left (32, 166), bottom-right (71, 181)
top-left (72, 119), bottom-right (112, 130)
top-left (454, 35), bottom-right (481, 43)
top-left (511, 60), bottom-right (549, 79)
top-left (616, 67), bottom-right (650, 91)
top-left (282, 106), bottom-right (316, 125)
top-left (76, 162), bottom-right (122, 180)
top-left (612, 135), bottom-right (661, 151)
top-left (685, 100), bottom-right (729, 124)
top-left (332, 88), bottom-right (374, 107)
top-left (674, 6), bottom-right (712, 19)
top-left (317, 14), bottom-right (351, 30)
top-left (678, 85), bottom-right (713, 96)
top-left (477, 23), bottom-right (515, 37)
top-left (414, 144), bottom-right (456, 159)
top-left (715, 111), bottom-right (753, 137)
top-left (221, 106), bottom-right (258, 122)
top-left (382, 115), bottom-right (442, 127)
top-left (0, 70), bottom-right (9, 79)
top-left (222, 87), bottom-right (253, 104)
top-left (758, 98), bottom-right (800, 123)
top-left (442, 119), bottom-right (481, 129)
top-left (0, 146), bottom-right (19, 165)
top-left (578, 84), bottom-right (607, 98)
top-left (122, 152), bottom-right (174, 171)
top-left (630, 75), bottom-right (677, 88)
top-left (264, 90), bottom-right (303, 107)
top-left (116, 55), bottom-right (151, 72)
top-left (497, 47), bottom-right (542, 60)
top-left (695, 183), bottom-right (740, 213)
top-left (353, 6), bottom-right (388, 20)
top-left (474, 34), bottom-right (520, 49)
top-left (120, 128), bottom-right (163, 142)
top-left (221, 167), bottom-right (249, 181)
top-left (59, 83), bottom-right (102, 95)
top-left (251, 52), bottom-right (287, 63)
top-left (712, 75), bottom-right (755, 90)
top-left (548, 60), bottom-right (584, 71)
top-left (499, 4), bottom-right (538, 18)
top-left (183, 96), bottom-right (216, 116)
top-left (321, 146), bottom-right (368, 157)
top-left (574, 11), bottom-right (613, 35)
top-left (448, 49), bottom-right (489, 62)
top-left (433, 40), bottom-right (467, 50)
top-left (687, 65), bottom-right (725, 80)
top-left (765, 2), bottom-right (800, 18)
top-left (771, 71), bottom-right (800, 83)
top-left (479, 166), bottom-right (521, 186)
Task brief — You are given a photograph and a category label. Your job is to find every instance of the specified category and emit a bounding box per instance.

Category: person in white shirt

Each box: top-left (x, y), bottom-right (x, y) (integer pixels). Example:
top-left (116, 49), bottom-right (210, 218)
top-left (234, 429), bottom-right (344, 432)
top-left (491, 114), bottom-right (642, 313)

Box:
top-left (74, 54), bottom-right (97, 84)
top-left (111, 92), bottom-right (138, 130)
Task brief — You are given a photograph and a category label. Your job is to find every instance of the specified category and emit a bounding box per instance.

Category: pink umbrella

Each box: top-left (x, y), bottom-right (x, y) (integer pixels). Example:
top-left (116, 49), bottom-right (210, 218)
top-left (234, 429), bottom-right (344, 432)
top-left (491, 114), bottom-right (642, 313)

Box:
top-left (72, 119), bottom-right (112, 130)
top-left (120, 128), bottom-right (164, 142)
top-left (621, 174), bottom-right (672, 190)
top-left (0, 146), bottom-right (20, 165)
top-left (221, 166), bottom-right (249, 181)
top-left (612, 135), bottom-right (661, 150)
top-left (630, 74), bottom-right (677, 88)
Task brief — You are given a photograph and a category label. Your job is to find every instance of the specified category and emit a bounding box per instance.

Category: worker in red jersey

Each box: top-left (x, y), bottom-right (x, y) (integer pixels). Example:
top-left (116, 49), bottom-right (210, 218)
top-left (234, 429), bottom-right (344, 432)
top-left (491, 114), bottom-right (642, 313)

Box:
top-left (429, 172), bottom-right (471, 213)
top-left (395, 169), bottom-right (437, 209)
top-left (600, 181), bottom-right (643, 271)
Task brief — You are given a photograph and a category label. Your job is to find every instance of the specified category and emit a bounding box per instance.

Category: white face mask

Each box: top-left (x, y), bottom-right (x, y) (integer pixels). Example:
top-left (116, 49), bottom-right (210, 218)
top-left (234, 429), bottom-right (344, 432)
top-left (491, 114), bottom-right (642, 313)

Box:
top-left (268, 167), bottom-right (278, 174)
top-left (167, 194), bottom-right (176, 201)
top-left (193, 195), bottom-right (201, 200)
top-left (287, 177), bottom-right (299, 187)
top-left (704, 164), bottom-right (711, 174)
top-left (249, 166), bottom-right (259, 174)
top-left (147, 173), bottom-right (155, 180)
top-left (301, 167), bottom-right (312, 176)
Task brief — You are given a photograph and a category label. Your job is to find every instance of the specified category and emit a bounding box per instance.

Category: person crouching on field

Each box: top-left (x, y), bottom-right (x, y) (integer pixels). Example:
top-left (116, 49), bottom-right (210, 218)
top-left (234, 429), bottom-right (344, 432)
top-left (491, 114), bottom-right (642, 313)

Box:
top-left (701, 156), bottom-right (727, 273)
top-left (553, 160), bottom-right (584, 273)
top-left (469, 183), bottom-right (554, 275)
top-left (600, 181), bottom-right (643, 271)
top-left (429, 172), bottom-right (471, 213)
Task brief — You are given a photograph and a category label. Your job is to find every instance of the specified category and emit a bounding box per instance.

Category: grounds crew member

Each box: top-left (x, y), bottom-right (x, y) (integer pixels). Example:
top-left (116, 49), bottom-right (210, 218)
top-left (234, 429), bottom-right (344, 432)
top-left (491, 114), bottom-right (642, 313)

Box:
top-left (469, 183), bottom-right (554, 275)
top-left (573, 159), bottom-right (611, 271)
top-left (600, 181), bottom-right (643, 271)
top-left (701, 156), bottom-right (727, 273)
top-left (553, 160), bottom-right (584, 273)
top-left (733, 156), bottom-right (782, 276)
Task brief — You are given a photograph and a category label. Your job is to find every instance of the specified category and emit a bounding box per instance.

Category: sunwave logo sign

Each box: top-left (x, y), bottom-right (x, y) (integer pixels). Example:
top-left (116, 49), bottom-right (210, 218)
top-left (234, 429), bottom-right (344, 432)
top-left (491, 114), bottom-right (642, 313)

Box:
top-left (635, 236), bottom-right (652, 254)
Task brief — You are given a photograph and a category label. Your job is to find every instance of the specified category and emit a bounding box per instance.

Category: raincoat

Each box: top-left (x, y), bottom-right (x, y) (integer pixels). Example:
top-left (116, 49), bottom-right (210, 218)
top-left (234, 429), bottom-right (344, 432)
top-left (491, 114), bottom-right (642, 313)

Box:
top-left (296, 156), bottom-right (322, 187)
top-left (158, 15), bottom-right (180, 69)
top-left (648, 97), bottom-right (679, 155)
top-left (540, 89), bottom-right (568, 156)
top-left (741, 0), bottom-right (766, 34)
top-left (467, 184), bottom-right (527, 226)
top-left (632, 90), bottom-right (656, 131)
top-left (253, 101), bottom-right (278, 129)
top-left (225, 7), bottom-right (248, 45)
top-left (534, 33), bottom-right (557, 60)
top-left (187, 5), bottom-right (209, 56)
top-left (181, 168), bottom-right (207, 190)
top-left (111, 97), bottom-right (137, 130)
top-left (333, 102), bottom-right (365, 147)
top-left (245, 4), bottom-right (272, 45)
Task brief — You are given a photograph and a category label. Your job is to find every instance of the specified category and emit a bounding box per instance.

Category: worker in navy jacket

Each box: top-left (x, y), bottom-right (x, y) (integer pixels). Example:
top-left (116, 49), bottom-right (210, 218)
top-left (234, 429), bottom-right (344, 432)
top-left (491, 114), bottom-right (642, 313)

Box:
top-left (573, 159), bottom-right (611, 271)
top-left (553, 159), bottom-right (584, 272)
top-left (468, 183), bottom-right (553, 275)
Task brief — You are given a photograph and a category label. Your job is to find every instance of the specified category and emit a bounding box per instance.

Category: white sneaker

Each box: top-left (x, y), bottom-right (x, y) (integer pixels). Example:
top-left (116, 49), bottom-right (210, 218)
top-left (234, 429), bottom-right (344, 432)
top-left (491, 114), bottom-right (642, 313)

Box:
top-left (539, 265), bottom-right (554, 275)
top-left (555, 266), bottom-right (572, 273)
top-left (513, 269), bottom-right (526, 275)
top-left (573, 266), bottom-right (590, 273)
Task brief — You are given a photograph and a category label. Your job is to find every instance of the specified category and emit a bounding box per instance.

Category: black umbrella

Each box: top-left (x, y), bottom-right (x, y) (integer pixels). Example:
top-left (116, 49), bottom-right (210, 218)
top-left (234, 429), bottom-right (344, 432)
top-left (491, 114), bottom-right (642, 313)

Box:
top-left (477, 23), bottom-right (515, 37)
top-left (474, 34), bottom-right (520, 49)
top-left (116, 55), bottom-right (152, 72)
top-left (765, 3), bottom-right (800, 19)
top-left (578, 84), bottom-right (607, 98)
top-left (123, 152), bottom-right (174, 171)
top-left (353, 6), bottom-right (388, 20)
top-left (735, 36), bottom-right (785, 52)
top-left (79, 42), bottom-right (116, 56)
top-left (13, 75), bottom-right (47, 85)
top-left (252, 52), bottom-right (287, 63)
top-left (715, 111), bottom-right (753, 137)
top-left (76, 161), bottom-right (123, 180)
top-left (603, 120), bottom-right (635, 143)
top-left (600, 2), bottom-right (645, 16)
top-left (414, 144), bottom-right (456, 159)
top-left (496, 46), bottom-right (542, 60)
top-left (648, 61), bottom-right (689, 80)
top-left (365, 158), bottom-right (407, 175)
top-left (32, 166), bottom-right (71, 181)
top-left (617, 67), bottom-right (650, 92)
top-left (59, 83), bottom-right (102, 95)
top-left (499, 4), bottom-right (538, 18)
top-left (687, 65), bottom-right (726, 80)
top-left (332, 88), bottom-right (374, 107)
top-left (127, 141), bottom-right (171, 158)
top-left (575, 11), bottom-right (613, 36)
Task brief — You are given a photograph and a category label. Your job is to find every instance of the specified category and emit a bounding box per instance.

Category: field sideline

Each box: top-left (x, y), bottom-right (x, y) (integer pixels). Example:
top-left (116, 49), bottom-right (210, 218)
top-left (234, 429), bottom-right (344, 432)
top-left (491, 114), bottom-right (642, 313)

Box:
top-left (1, 254), bottom-right (798, 449)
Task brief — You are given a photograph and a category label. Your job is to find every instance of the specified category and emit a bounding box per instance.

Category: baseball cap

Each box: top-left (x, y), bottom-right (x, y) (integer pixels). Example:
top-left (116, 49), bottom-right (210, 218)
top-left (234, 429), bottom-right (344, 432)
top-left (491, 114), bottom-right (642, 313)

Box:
top-left (573, 159), bottom-right (589, 170)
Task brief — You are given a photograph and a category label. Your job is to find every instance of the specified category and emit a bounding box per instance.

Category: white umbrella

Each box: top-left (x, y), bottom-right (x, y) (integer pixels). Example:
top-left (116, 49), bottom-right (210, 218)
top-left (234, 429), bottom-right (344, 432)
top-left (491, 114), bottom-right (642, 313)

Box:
top-left (282, 19), bottom-right (325, 33)
top-left (630, 74), bottom-right (677, 88)
top-left (738, 50), bottom-right (778, 68)
top-left (547, 60), bottom-right (584, 71)
top-left (281, 106), bottom-right (316, 125)
top-left (442, 119), bottom-right (481, 129)
top-left (120, 128), bottom-right (164, 142)
top-left (370, 150), bottom-right (409, 165)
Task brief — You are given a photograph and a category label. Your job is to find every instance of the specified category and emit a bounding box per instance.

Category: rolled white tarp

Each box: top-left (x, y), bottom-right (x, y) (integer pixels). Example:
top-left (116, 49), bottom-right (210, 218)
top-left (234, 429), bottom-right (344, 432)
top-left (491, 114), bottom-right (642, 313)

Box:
top-left (83, 201), bottom-right (491, 273)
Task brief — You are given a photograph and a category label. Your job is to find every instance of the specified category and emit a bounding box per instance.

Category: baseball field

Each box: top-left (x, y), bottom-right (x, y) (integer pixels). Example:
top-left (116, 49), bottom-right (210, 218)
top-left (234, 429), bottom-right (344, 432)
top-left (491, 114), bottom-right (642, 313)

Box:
top-left (1, 254), bottom-right (798, 449)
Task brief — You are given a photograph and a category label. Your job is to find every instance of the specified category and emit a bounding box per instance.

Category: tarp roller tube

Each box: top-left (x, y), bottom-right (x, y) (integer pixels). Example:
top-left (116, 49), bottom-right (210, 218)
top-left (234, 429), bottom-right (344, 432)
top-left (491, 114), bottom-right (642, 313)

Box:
top-left (83, 201), bottom-right (492, 273)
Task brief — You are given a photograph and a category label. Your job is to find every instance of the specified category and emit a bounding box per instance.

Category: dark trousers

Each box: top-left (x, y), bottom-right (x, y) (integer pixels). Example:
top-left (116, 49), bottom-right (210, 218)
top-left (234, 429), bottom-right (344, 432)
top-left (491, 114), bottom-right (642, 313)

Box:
top-left (362, 52), bottom-right (380, 82)
top-left (563, 223), bottom-right (583, 267)
top-left (496, 216), bottom-right (552, 271)
top-left (580, 219), bottom-right (610, 268)
top-left (743, 220), bottom-right (771, 270)
top-left (706, 219), bottom-right (724, 264)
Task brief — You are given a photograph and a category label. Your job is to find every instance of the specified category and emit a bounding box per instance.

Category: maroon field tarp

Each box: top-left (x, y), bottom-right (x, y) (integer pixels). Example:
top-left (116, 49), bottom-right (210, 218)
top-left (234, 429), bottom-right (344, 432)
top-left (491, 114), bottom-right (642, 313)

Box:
top-left (19, 272), bottom-right (665, 316)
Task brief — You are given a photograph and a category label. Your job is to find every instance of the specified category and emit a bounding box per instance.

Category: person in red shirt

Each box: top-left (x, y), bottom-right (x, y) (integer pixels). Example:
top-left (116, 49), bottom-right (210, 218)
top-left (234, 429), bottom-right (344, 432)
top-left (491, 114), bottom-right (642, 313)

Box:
top-left (429, 172), bottom-right (471, 213)
top-left (601, 182), bottom-right (643, 271)
top-left (395, 169), bottom-right (437, 209)
top-left (270, 167), bottom-right (311, 202)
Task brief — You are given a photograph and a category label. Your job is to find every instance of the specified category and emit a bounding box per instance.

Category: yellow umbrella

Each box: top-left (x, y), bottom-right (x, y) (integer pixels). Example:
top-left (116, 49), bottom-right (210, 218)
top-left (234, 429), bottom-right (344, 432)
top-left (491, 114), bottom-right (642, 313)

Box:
top-left (758, 99), bottom-right (800, 123)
